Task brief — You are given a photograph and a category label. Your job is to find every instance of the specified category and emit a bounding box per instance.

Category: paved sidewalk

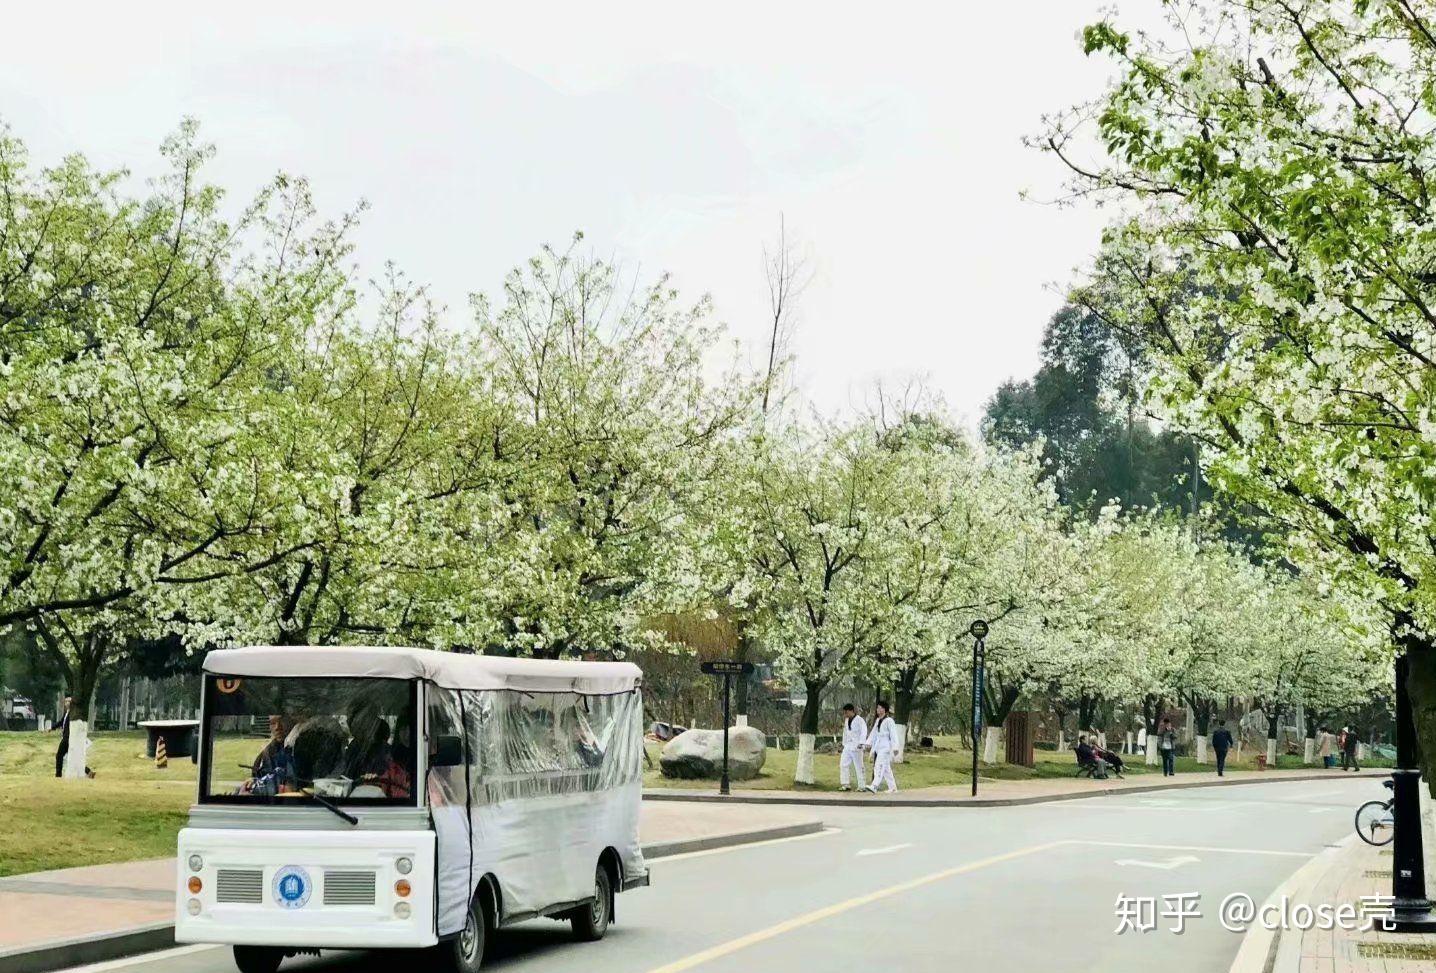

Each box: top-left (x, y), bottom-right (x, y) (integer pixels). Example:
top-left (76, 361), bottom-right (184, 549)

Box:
top-left (1228, 836), bottom-right (1436, 972)
top-left (0, 800), bottom-right (821, 973)
top-left (645, 767), bottom-right (1390, 807)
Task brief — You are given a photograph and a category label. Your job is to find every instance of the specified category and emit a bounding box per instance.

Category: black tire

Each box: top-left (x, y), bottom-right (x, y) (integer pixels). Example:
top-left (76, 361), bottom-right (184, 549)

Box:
top-left (232, 946), bottom-right (283, 973)
top-left (571, 864), bottom-right (613, 942)
top-left (1355, 800), bottom-right (1395, 846)
top-left (445, 893), bottom-right (490, 973)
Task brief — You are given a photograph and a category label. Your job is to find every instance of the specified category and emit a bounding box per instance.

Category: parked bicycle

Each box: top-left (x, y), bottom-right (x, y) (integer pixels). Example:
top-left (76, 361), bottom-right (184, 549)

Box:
top-left (1354, 779), bottom-right (1395, 846)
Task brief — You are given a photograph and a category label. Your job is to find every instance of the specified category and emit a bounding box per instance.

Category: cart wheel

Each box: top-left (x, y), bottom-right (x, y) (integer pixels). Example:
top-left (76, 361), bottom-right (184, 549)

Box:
top-left (571, 863), bottom-right (612, 942)
top-left (446, 892), bottom-right (490, 972)
top-left (232, 946), bottom-right (283, 973)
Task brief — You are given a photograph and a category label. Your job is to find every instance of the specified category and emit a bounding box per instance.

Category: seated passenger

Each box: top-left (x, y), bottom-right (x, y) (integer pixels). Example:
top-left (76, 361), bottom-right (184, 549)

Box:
top-left (239, 715), bottom-right (294, 795)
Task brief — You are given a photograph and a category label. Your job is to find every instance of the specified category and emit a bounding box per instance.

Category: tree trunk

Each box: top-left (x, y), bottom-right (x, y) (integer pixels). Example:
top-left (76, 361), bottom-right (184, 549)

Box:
top-left (734, 630), bottom-right (755, 716)
top-left (983, 683), bottom-right (1021, 729)
top-left (1141, 694), bottom-right (1164, 765)
top-left (893, 666), bottom-right (920, 726)
top-left (794, 678), bottom-right (824, 785)
top-left (1405, 641), bottom-right (1436, 795)
top-left (1078, 692), bottom-right (1099, 734)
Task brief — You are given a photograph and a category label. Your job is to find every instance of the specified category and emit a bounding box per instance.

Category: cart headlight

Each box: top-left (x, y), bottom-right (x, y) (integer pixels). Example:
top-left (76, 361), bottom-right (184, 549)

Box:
top-left (188, 855), bottom-right (203, 872)
top-left (394, 902), bottom-right (411, 919)
top-left (395, 857), bottom-right (412, 875)
top-left (187, 898), bottom-right (202, 916)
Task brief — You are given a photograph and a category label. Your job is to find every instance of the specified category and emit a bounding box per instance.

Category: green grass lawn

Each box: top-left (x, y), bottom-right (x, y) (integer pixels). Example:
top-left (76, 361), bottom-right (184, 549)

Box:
top-left (0, 731), bottom-right (196, 876)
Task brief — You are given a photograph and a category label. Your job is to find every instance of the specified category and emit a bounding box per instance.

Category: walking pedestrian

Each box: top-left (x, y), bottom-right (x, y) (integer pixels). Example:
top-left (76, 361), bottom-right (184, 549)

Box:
top-left (1158, 718), bottom-right (1178, 777)
top-left (862, 700), bottom-right (898, 793)
top-left (1211, 720), bottom-right (1234, 777)
top-left (1342, 725), bottom-right (1361, 772)
top-left (52, 695), bottom-right (94, 778)
top-left (838, 703), bottom-right (867, 792)
top-left (1317, 726), bottom-right (1335, 768)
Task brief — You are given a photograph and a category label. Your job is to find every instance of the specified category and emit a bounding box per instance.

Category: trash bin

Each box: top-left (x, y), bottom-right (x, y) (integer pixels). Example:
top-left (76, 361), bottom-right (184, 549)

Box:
top-left (1255, 753), bottom-right (1267, 771)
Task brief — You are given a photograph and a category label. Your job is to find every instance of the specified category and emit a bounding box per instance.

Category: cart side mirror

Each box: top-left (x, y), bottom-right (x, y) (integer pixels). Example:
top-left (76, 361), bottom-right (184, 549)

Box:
top-left (431, 734), bottom-right (464, 767)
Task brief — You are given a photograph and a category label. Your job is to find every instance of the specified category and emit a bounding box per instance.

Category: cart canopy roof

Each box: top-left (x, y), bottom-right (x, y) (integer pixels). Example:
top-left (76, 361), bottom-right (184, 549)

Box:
top-left (202, 645), bottom-right (642, 694)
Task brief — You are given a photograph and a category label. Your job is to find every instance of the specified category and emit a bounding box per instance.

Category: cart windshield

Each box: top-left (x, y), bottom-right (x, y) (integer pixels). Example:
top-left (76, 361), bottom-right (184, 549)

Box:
top-left (200, 675), bottom-right (417, 806)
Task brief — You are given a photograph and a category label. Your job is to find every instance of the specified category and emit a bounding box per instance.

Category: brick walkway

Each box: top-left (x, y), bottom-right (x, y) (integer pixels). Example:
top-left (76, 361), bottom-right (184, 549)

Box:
top-left (1264, 839), bottom-right (1436, 973)
top-left (0, 801), bottom-right (820, 956)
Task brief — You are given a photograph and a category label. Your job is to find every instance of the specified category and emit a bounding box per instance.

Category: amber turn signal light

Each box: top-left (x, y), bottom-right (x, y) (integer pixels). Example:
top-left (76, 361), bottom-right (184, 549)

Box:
top-left (394, 879), bottom-right (411, 898)
top-left (187, 876), bottom-right (202, 894)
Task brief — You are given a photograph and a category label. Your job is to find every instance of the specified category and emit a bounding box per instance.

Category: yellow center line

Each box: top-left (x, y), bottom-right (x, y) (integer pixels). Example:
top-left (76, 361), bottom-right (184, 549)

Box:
top-left (642, 840), bottom-right (1067, 973)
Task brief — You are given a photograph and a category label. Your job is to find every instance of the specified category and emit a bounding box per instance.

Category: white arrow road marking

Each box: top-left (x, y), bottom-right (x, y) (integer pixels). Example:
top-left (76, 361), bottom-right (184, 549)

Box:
top-left (857, 843), bottom-right (914, 857)
top-left (1114, 855), bottom-right (1201, 870)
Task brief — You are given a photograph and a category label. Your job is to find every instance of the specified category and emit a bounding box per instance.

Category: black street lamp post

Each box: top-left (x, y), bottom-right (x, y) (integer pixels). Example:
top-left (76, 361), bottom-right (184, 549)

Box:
top-left (1390, 654), bottom-right (1436, 931)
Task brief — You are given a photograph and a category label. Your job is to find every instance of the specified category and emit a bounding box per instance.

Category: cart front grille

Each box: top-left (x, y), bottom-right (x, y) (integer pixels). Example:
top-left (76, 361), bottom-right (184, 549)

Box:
top-left (323, 870), bottom-right (376, 906)
top-left (215, 869), bottom-right (263, 904)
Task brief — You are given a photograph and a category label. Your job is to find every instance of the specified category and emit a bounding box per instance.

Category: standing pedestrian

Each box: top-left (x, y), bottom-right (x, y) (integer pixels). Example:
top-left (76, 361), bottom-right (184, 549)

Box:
top-left (1211, 720), bottom-right (1234, 777)
top-left (1317, 726), bottom-right (1335, 768)
top-left (862, 700), bottom-right (898, 793)
top-left (1158, 718), bottom-right (1178, 777)
top-left (838, 703), bottom-right (868, 792)
top-left (1342, 725), bottom-right (1361, 772)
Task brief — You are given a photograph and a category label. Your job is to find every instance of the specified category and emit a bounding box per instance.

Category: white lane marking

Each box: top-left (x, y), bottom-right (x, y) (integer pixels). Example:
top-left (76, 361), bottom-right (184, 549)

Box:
top-left (1074, 839), bottom-right (1310, 858)
top-left (1308, 807), bottom-right (1335, 814)
top-left (1115, 855), bottom-right (1200, 870)
top-left (651, 827), bottom-right (840, 863)
top-left (57, 945), bottom-right (217, 973)
top-left (856, 843), bottom-right (914, 857)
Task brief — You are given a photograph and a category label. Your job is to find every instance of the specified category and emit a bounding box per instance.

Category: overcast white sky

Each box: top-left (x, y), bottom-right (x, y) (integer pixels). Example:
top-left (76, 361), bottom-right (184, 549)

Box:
top-left (1, 1), bottom-right (1156, 427)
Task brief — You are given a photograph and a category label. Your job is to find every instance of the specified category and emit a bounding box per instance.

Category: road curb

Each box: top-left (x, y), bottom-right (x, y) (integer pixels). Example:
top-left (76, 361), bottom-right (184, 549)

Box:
top-left (643, 770), bottom-right (1390, 808)
top-left (1226, 833), bottom-right (1360, 973)
top-left (0, 921), bottom-right (175, 973)
top-left (642, 820), bottom-right (824, 859)
top-left (0, 823), bottom-right (824, 973)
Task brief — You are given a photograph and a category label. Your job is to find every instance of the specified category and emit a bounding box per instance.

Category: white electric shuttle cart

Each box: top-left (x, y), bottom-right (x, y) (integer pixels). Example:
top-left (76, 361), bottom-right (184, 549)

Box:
top-left (176, 645), bottom-right (648, 973)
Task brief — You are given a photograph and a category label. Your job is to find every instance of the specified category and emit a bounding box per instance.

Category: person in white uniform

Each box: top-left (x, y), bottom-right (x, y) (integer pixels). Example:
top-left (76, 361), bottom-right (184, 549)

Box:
top-left (863, 700), bottom-right (898, 793)
top-left (838, 703), bottom-right (868, 791)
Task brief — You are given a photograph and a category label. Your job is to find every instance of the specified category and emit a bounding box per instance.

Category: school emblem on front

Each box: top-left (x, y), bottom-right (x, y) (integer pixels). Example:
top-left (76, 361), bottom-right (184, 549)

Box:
top-left (272, 866), bottom-right (311, 909)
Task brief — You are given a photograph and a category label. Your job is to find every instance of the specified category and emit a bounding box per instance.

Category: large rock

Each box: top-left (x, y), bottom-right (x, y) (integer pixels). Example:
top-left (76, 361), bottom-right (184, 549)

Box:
top-left (659, 726), bottom-right (767, 780)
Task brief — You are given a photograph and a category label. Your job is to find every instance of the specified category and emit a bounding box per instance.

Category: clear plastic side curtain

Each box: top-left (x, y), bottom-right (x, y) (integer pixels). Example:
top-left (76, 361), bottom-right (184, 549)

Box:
top-left (424, 685), bottom-right (645, 934)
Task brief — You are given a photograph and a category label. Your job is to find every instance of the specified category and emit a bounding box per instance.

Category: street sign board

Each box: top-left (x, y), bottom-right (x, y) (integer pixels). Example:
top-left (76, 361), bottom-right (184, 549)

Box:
top-left (969, 619), bottom-right (989, 640)
top-left (700, 660), bottom-right (756, 676)
top-left (972, 662), bottom-right (985, 735)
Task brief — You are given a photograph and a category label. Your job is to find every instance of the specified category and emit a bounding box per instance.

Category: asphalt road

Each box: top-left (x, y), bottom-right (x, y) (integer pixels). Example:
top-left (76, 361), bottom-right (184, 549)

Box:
top-left (62, 775), bottom-right (1388, 973)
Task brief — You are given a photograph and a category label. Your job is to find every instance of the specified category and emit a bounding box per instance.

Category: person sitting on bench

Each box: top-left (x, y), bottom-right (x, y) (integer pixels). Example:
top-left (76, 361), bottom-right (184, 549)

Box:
top-left (1075, 734), bottom-right (1108, 778)
top-left (1092, 741), bottom-right (1125, 778)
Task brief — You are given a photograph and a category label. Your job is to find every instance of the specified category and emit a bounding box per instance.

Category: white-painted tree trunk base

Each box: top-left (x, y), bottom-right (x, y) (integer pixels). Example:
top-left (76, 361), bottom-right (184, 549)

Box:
top-left (1124, 731), bottom-right (1133, 754)
top-left (1195, 736), bottom-right (1208, 764)
top-left (735, 715), bottom-right (748, 727)
top-left (1266, 738), bottom-right (1277, 767)
top-left (982, 726), bottom-right (1003, 763)
top-left (1096, 730), bottom-right (1107, 749)
top-left (1145, 739), bottom-right (1160, 765)
top-left (63, 719), bottom-right (88, 779)
top-left (1303, 738), bottom-right (1315, 764)
top-left (1235, 742), bottom-right (1242, 762)
top-left (892, 723), bottom-right (907, 764)
top-left (1057, 730), bottom-right (1066, 752)
top-left (795, 733), bottom-right (816, 784)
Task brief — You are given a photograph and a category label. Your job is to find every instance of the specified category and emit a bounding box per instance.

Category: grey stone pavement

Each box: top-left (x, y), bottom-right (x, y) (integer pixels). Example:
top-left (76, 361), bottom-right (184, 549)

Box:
top-left (47, 776), bottom-right (1392, 973)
